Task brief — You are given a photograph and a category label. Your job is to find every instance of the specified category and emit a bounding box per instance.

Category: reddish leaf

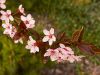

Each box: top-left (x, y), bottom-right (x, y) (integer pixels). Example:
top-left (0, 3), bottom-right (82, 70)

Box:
top-left (89, 45), bottom-right (100, 54)
top-left (19, 21), bottom-right (26, 30)
top-left (71, 26), bottom-right (84, 43)
top-left (77, 42), bottom-right (95, 54)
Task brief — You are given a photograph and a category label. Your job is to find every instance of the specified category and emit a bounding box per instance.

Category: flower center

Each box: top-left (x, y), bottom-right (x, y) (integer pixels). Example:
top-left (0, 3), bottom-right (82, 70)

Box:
top-left (7, 26), bottom-right (10, 29)
top-left (32, 43), bottom-right (37, 46)
top-left (50, 50), bottom-right (55, 55)
top-left (6, 14), bottom-right (10, 17)
top-left (25, 20), bottom-right (29, 24)
top-left (49, 34), bottom-right (52, 38)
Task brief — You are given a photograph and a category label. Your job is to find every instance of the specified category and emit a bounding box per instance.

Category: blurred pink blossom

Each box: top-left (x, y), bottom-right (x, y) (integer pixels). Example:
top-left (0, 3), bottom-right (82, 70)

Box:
top-left (44, 49), bottom-right (59, 61)
top-left (21, 14), bottom-right (35, 29)
top-left (0, 0), bottom-right (6, 9)
top-left (44, 44), bottom-right (84, 63)
top-left (2, 23), bottom-right (12, 35)
top-left (26, 36), bottom-right (39, 53)
top-left (0, 10), bottom-right (14, 23)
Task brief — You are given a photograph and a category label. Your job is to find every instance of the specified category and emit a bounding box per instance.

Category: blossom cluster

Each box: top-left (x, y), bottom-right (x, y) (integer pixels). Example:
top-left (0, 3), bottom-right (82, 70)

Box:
top-left (44, 44), bottom-right (84, 63)
top-left (0, 0), bottom-right (84, 63)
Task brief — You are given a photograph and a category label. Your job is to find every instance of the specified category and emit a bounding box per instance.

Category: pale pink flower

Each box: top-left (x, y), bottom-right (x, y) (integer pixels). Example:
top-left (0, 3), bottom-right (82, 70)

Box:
top-left (18, 4), bottom-right (25, 15)
top-left (42, 28), bottom-right (56, 45)
top-left (0, 0), bottom-right (6, 9)
top-left (2, 23), bottom-right (17, 39)
top-left (0, 10), bottom-right (14, 23)
top-left (21, 14), bottom-right (35, 29)
top-left (2, 23), bottom-right (12, 35)
top-left (44, 49), bottom-right (59, 61)
top-left (58, 44), bottom-right (84, 63)
top-left (25, 36), bottom-right (39, 53)
top-left (44, 44), bottom-right (84, 63)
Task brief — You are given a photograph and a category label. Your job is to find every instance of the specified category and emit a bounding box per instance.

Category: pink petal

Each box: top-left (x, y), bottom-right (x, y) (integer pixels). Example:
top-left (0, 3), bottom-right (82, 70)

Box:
top-left (50, 28), bottom-right (54, 34)
top-left (0, 10), bottom-right (5, 14)
top-left (44, 51), bottom-right (50, 57)
top-left (59, 44), bottom-right (65, 48)
top-left (50, 55), bottom-right (57, 61)
top-left (52, 35), bottom-right (56, 41)
top-left (42, 36), bottom-right (49, 42)
top-left (0, 0), bottom-right (6, 3)
top-left (34, 46), bottom-right (39, 52)
top-left (0, 4), bottom-right (6, 9)
top-left (7, 10), bottom-right (11, 14)
top-left (30, 19), bottom-right (35, 25)
top-left (30, 48), bottom-right (36, 53)
top-left (9, 16), bottom-right (14, 21)
top-left (43, 29), bottom-right (49, 35)
top-left (21, 15), bottom-right (26, 21)
top-left (27, 14), bottom-right (32, 20)
top-left (2, 24), bottom-right (6, 28)
top-left (66, 47), bottom-right (72, 51)
top-left (29, 36), bottom-right (36, 42)
top-left (49, 39), bottom-right (53, 45)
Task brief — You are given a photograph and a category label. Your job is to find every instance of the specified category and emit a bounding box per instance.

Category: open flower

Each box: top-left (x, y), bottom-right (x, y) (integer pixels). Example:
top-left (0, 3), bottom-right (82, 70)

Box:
top-left (44, 44), bottom-right (84, 63)
top-left (0, 10), bottom-right (14, 23)
top-left (2, 23), bottom-right (12, 35)
top-left (21, 14), bottom-right (35, 29)
top-left (44, 49), bottom-right (59, 61)
top-left (0, 0), bottom-right (6, 9)
top-left (2, 23), bottom-right (18, 40)
top-left (18, 4), bottom-right (25, 15)
top-left (25, 36), bottom-right (39, 53)
top-left (58, 44), bottom-right (84, 63)
top-left (42, 28), bottom-right (56, 45)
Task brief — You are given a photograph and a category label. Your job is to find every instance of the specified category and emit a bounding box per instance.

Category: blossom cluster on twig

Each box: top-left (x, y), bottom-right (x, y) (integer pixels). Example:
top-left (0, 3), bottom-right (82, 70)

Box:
top-left (0, 0), bottom-right (88, 63)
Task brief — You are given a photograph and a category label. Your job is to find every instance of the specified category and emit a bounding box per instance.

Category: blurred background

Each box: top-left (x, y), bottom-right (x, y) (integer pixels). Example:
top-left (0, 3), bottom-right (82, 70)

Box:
top-left (0, 0), bottom-right (100, 75)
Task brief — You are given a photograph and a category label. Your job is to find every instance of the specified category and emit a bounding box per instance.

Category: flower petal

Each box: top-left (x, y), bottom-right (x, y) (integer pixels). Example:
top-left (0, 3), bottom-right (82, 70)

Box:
top-left (52, 35), bottom-right (56, 41)
top-left (42, 36), bottom-right (49, 42)
top-left (43, 29), bottom-right (49, 35)
top-left (50, 28), bottom-right (54, 34)
top-left (34, 46), bottom-right (39, 52)
top-left (21, 15), bottom-right (26, 21)
top-left (49, 39), bottom-right (53, 45)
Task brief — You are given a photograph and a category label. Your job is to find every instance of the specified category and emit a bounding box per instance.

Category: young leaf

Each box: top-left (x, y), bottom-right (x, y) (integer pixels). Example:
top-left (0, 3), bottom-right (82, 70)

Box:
top-left (77, 42), bottom-right (96, 54)
top-left (71, 26), bottom-right (84, 43)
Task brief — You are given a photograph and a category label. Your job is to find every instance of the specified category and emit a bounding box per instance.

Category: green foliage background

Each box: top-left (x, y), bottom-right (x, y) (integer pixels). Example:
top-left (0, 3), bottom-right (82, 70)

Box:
top-left (0, 0), bottom-right (100, 75)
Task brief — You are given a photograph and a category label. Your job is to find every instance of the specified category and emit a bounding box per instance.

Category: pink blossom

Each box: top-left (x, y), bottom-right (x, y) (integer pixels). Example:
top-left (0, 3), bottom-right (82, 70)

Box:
top-left (21, 14), bottom-right (35, 29)
top-left (2, 23), bottom-right (17, 38)
top-left (44, 49), bottom-right (59, 61)
top-left (25, 36), bottom-right (39, 53)
top-left (44, 44), bottom-right (84, 63)
top-left (42, 28), bottom-right (56, 45)
top-left (0, 0), bottom-right (6, 9)
top-left (2, 23), bottom-right (12, 35)
top-left (18, 4), bottom-right (25, 15)
top-left (0, 10), bottom-right (14, 23)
